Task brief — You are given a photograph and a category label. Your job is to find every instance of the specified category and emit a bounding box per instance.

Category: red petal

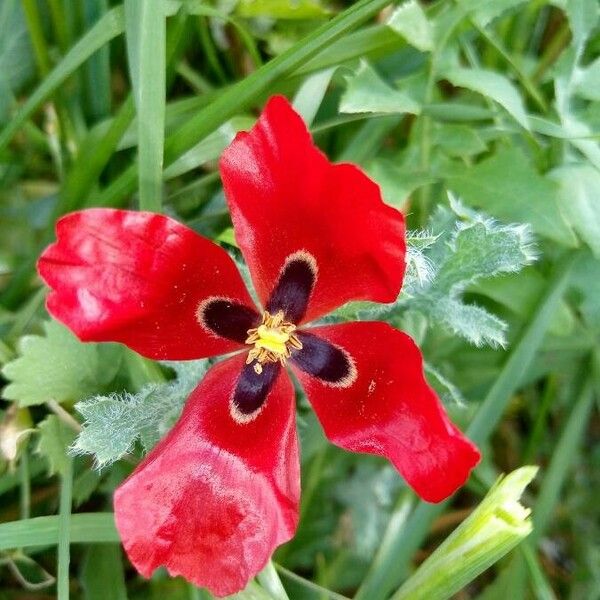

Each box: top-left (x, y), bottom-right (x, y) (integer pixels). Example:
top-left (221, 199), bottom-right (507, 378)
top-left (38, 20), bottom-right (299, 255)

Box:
top-left (220, 95), bottom-right (406, 323)
top-left (37, 209), bottom-right (258, 360)
top-left (292, 322), bottom-right (480, 503)
top-left (114, 355), bottom-right (299, 596)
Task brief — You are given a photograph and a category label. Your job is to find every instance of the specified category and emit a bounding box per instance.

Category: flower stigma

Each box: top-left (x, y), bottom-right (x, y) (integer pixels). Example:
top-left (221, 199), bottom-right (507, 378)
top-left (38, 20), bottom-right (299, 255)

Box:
top-left (245, 310), bottom-right (302, 374)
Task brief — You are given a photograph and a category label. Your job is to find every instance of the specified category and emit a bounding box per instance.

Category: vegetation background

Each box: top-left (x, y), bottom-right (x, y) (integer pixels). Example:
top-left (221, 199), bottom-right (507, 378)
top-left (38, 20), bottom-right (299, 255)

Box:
top-left (0, 0), bottom-right (599, 598)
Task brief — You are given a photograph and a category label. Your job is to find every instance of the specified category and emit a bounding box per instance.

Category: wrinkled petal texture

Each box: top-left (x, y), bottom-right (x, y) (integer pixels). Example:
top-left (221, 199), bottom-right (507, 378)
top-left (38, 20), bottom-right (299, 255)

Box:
top-left (38, 209), bottom-right (258, 360)
top-left (114, 355), bottom-right (300, 597)
top-left (220, 95), bottom-right (407, 323)
top-left (292, 322), bottom-right (480, 503)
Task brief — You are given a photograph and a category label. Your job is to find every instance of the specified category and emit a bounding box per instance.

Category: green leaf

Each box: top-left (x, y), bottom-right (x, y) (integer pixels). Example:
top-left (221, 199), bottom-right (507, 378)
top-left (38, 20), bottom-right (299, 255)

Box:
top-left (0, 513), bottom-right (119, 550)
top-left (432, 123), bottom-right (487, 157)
top-left (81, 545), bottom-right (127, 600)
top-left (387, 0), bottom-right (433, 52)
top-left (445, 147), bottom-right (577, 247)
top-left (367, 159), bottom-right (434, 208)
top-left (445, 67), bottom-right (529, 129)
top-left (235, 0), bottom-right (331, 19)
top-left (73, 359), bottom-right (208, 467)
top-left (339, 60), bottom-right (421, 115)
top-left (334, 463), bottom-right (403, 559)
top-left (550, 163), bottom-right (600, 258)
top-left (36, 415), bottom-right (76, 476)
top-left (1, 320), bottom-right (123, 407)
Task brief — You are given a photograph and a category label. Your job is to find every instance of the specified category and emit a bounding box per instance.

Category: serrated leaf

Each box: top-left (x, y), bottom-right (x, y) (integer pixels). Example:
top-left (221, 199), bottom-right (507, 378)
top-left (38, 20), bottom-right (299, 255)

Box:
top-left (387, 0), bottom-right (433, 52)
top-left (1, 320), bottom-right (122, 407)
top-left (550, 163), bottom-right (600, 258)
top-left (73, 359), bottom-right (208, 467)
top-left (340, 60), bottom-right (420, 116)
top-left (36, 415), bottom-right (76, 476)
top-left (445, 67), bottom-right (529, 129)
top-left (445, 147), bottom-right (577, 246)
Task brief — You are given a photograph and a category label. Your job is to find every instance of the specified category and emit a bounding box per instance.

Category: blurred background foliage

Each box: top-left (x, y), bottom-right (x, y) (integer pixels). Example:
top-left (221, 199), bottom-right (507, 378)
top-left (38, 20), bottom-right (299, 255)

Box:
top-left (0, 0), bottom-right (599, 599)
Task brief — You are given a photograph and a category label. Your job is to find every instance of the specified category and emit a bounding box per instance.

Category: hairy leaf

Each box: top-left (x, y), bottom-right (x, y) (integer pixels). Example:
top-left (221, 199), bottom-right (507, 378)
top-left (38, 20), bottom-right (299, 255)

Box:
top-left (72, 359), bottom-right (209, 467)
top-left (409, 201), bottom-right (535, 347)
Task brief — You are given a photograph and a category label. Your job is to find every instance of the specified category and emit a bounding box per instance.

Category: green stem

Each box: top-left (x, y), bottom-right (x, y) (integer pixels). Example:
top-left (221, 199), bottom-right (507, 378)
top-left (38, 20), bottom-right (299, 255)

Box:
top-left (19, 447), bottom-right (30, 521)
top-left (57, 457), bottom-right (74, 600)
top-left (256, 561), bottom-right (290, 600)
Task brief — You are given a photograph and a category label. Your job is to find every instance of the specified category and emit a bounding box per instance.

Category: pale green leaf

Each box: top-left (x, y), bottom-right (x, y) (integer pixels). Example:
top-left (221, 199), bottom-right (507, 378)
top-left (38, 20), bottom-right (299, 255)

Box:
top-left (574, 56), bottom-right (600, 101)
top-left (445, 67), bottom-right (529, 129)
top-left (445, 147), bottom-right (577, 246)
top-left (36, 416), bottom-right (76, 477)
top-left (432, 123), bottom-right (487, 157)
top-left (1, 320), bottom-right (123, 407)
top-left (387, 0), bottom-right (433, 52)
top-left (340, 60), bottom-right (421, 115)
top-left (367, 159), bottom-right (434, 208)
top-left (551, 163), bottom-right (600, 258)
top-left (292, 67), bottom-right (336, 126)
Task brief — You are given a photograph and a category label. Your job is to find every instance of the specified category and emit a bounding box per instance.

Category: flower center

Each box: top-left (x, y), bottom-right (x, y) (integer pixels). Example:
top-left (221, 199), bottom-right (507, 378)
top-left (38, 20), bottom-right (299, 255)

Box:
top-left (245, 310), bottom-right (302, 374)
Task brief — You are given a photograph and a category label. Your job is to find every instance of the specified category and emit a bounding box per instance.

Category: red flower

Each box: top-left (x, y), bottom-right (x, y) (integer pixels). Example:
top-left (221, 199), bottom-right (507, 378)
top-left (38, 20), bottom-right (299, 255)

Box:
top-left (38, 96), bottom-right (480, 596)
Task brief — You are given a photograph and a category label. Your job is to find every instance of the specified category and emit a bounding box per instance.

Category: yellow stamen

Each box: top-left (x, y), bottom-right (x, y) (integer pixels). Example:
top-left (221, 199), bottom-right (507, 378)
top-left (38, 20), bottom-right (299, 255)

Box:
top-left (245, 310), bottom-right (302, 373)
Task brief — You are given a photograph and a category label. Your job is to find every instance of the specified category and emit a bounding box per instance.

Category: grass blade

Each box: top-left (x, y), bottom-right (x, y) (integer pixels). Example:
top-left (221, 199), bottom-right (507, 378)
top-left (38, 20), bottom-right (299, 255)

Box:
top-left (125, 0), bottom-right (166, 211)
top-left (0, 513), bottom-right (119, 550)
top-left (93, 0), bottom-right (393, 207)
top-left (0, 6), bottom-right (125, 152)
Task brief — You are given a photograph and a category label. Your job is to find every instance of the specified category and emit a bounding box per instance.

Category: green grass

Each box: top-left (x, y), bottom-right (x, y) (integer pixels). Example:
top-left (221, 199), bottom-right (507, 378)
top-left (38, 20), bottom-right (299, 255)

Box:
top-left (1, 1), bottom-right (599, 599)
